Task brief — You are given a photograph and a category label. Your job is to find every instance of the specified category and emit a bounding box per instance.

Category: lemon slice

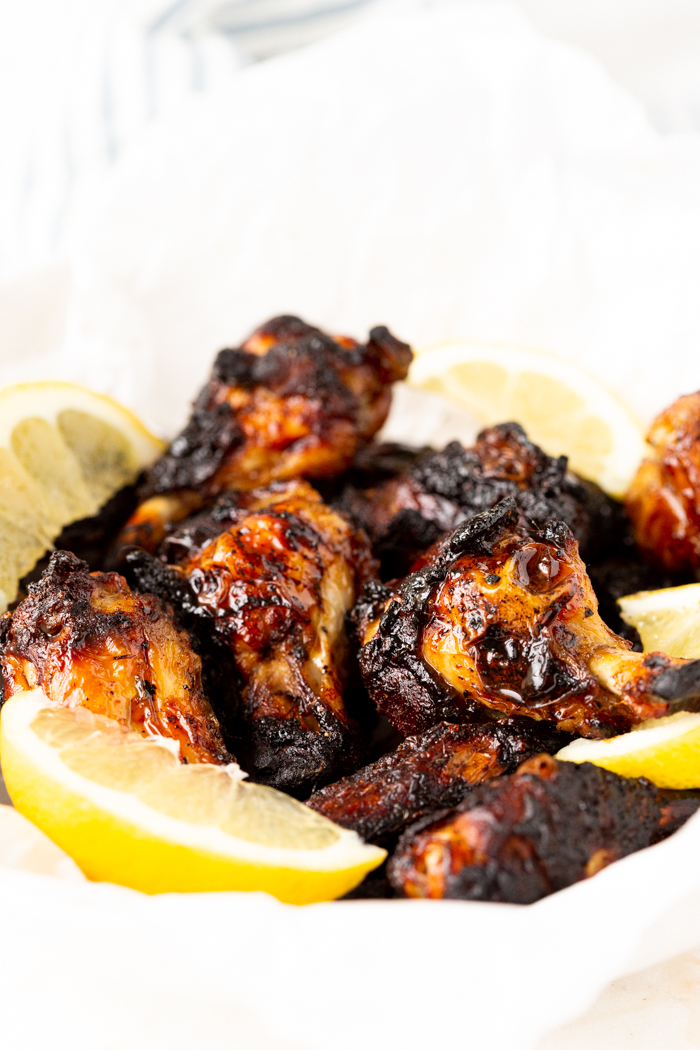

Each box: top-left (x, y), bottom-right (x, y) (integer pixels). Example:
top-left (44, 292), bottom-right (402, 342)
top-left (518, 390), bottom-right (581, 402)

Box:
top-left (0, 803), bottom-right (85, 880)
top-left (556, 712), bottom-right (700, 788)
top-left (408, 341), bottom-right (647, 498)
top-left (618, 584), bottom-right (700, 659)
top-left (0, 381), bottom-right (164, 611)
top-left (0, 690), bottom-right (385, 902)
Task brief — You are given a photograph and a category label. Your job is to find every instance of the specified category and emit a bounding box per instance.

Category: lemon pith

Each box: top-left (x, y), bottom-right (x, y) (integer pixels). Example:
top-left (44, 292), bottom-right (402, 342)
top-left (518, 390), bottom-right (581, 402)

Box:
top-left (0, 691), bottom-right (385, 902)
top-left (556, 712), bottom-right (700, 788)
top-left (408, 341), bottom-right (647, 498)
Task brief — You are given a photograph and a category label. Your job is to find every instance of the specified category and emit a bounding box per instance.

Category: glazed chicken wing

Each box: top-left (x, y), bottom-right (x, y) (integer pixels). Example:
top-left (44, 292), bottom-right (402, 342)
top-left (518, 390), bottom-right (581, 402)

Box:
top-left (1, 550), bottom-right (231, 764)
top-left (306, 718), bottom-right (570, 845)
top-left (339, 424), bottom-right (620, 577)
top-left (127, 479), bottom-right (377, 795)
top-left (120, 316), bottom-right (412, 554)
top-left (354, 499), bottom-right (700, 738)
top-left (627, 391), bottom-right (700, 573)
top-left (387, 754), bottom-right (700, 902)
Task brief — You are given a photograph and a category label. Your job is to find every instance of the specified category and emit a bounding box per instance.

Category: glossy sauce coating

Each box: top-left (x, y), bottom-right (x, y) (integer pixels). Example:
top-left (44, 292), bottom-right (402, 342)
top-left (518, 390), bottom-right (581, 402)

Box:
top-left (356, 500), bottom-right (700, 738)
top-left (1, 550), bottom-right (231, 764)
top-left (155, 479), bottom-right (378, 793)
top-left (627, 391), bottom-right (700, 572)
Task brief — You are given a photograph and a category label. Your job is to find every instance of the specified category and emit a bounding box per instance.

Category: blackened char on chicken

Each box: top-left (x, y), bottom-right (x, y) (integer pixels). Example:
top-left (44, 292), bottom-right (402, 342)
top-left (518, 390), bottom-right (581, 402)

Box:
top-left (338, 424), bottom-right (623, 578)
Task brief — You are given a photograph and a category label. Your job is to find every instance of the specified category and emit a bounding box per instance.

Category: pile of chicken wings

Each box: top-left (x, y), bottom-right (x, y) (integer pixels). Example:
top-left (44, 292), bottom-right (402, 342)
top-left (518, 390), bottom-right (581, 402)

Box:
top-left (4, 315), bottom-right (700, 904)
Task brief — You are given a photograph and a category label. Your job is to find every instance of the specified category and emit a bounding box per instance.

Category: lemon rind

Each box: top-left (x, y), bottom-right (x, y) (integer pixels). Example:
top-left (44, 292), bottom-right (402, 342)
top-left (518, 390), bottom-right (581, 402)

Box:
top-left (0, 381), bottom-right (165, 463)
top-left (557, 711), bottom-right (700, 763)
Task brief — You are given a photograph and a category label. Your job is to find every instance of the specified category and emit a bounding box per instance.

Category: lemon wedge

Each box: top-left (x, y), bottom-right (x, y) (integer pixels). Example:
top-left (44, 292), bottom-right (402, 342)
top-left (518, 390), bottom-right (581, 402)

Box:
top-left (556, 712), bottom-right (700, 788)
top-left (618, 584), bottom-right (700, 660)
top-left (408, 341), bottom-right (647, 498)
top-left (0, 381), bottom-right (164, 611)
top-left (0, 690), bottom-right (385, 902)
top-left (0, 803), bottom-right (85, 879)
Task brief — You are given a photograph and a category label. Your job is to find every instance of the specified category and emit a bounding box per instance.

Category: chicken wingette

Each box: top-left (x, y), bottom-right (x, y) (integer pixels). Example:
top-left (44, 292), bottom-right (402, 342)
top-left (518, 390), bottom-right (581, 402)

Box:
top-left (339, 423), bottom-right (620, 577)
top-left (306, 718), bottom-right (570, 845)
top-left (119, 315), bottom-right (412, 554)
top-left (627, 391), bottom-right (700, 573)
top-left (354, 499), bottom-right (700, 738)
top-left (0, 550), bottom-right (231, 764)
top-left (127, 479), bottom-right (377, 795)
top-left (388, 754), bottom-right (700, 902)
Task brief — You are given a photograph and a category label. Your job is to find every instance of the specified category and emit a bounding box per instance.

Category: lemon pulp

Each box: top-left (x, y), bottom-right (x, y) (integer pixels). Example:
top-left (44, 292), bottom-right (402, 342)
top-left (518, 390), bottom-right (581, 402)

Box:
top-left (0, 381), bottom-right (164, 610)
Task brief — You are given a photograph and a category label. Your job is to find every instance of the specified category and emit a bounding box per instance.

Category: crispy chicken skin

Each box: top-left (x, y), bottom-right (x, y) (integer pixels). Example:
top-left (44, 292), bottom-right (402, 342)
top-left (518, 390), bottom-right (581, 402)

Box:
top-left (627, 391), bottom-right (700, 573)
top-left (0, 550), bottom-right (231, 764)
top-left (306, 718), bottom-right (570, 845)
top-left (339, 424), bottom-right (621, 576)
top-left (387, 754), bottom-right (700, 902)
top-left (126, 479), bottom-right (377, 795)
top-left (354, 499), bottom-right (700, 738)
top-left (120, 316), bottom-right (412, 554)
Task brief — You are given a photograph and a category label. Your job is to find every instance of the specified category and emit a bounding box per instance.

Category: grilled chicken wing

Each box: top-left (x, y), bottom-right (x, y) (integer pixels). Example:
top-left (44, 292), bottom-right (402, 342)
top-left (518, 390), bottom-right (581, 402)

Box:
top-left (387, 754), bottom-right (700, 902)
top-left (627, 391), bottom-right (700, 573)
top-left (339, 424), bottom-right (621, 577)
top-left (0, 550), bottom-right (231, 764)
top-left (306, 718), bottom-right (570, 845)
top-left (126, 479), bottom-right (377, 795)
top-left (119, 316), bottom-right (412, 554)
top-left (354, 499), bottom-right (700, 738)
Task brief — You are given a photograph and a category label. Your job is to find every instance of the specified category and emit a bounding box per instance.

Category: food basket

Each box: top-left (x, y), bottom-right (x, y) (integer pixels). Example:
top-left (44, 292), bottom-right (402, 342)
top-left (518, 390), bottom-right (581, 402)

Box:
top-left (3, 4), bottom-right (700, 1047)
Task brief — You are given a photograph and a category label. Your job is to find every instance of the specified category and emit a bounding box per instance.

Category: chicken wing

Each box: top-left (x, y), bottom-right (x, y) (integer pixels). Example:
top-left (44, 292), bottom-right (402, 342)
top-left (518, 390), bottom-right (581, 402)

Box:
top-left (306, 718), bottom-right (570, 844)
top-left (339, 424), bottom-right (621, 578)
top-left (1, 550), bottom-right (231, 764)
top-left (354, 499), bottom-right (700, 738)
top-left (387, 754), bottom-right (700, 902)
top-left (627, 391), bottom-right (700, 573)
top-left (126, 479), bottom-right (377, 795)
top-left (119, 316), bottom-right (412, 555)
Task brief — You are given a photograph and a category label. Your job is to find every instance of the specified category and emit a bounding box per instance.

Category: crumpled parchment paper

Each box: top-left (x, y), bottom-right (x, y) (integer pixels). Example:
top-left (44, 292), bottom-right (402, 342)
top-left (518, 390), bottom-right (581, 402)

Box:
top-left (3, 4), bottom-right (700, 1049)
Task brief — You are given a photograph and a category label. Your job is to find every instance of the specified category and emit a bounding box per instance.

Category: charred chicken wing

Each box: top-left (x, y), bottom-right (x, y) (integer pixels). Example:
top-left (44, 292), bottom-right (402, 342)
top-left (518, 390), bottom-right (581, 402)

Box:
top-left (339, 424), bottom-right (621, 577)
top-left (354, 499), bottom-right (700, 738)
top-left (306, 718), bottom-right (570, 845)
top-left (387, 754), bottom-right (700, 902)
top-left (120, 316), bottom-right (412, 554)
top-left (627, 391), bottom-right (700, 573)
top-left (1, 550), bottom-right (231, 764)
top-left (127, 479), bottom-right (377, 795)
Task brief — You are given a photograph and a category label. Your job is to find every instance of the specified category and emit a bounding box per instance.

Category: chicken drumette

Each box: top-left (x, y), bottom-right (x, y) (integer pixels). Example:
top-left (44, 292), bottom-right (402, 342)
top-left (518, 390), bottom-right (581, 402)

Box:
top-left (339, 423), bottom-right (621, 577)
top-left (388, 754), bottom-right (700, 902)
top-left (354, 499), bottom-right (700, 738)
top-left (119, 316), bottom-right (412, 554)
top-left (127, 479), bottom-right (377, 795)
top-left (306, 718), bottom-right (570, 845)
top-left (1, 550), bottom-right (231, 764)
top-left (627, 391), bottom-right (700, 573)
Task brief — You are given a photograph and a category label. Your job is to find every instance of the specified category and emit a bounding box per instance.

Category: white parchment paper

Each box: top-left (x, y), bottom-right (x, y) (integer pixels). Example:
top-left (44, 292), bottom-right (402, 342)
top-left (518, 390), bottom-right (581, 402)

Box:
top-left (3, 4), bottom-right (700, 1048)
